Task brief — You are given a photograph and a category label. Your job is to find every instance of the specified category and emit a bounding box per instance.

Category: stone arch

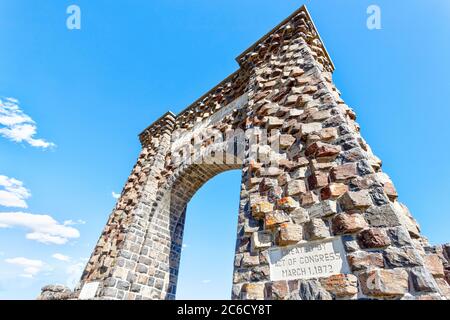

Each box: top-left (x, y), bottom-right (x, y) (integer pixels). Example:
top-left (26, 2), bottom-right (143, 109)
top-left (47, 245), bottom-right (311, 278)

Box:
top-left (40, 5), bottom-right (450, 301)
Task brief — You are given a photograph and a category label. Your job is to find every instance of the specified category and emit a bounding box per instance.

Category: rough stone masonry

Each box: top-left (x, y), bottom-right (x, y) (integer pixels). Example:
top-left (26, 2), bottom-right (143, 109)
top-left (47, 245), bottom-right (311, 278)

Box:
top-left (39, 5), bottom-right (450, 300)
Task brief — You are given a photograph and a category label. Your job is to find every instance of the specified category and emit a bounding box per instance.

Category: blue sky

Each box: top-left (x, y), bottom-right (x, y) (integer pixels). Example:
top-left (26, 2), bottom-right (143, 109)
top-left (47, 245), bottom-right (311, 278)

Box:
top-left (0, 0), bottom-right (449, 300)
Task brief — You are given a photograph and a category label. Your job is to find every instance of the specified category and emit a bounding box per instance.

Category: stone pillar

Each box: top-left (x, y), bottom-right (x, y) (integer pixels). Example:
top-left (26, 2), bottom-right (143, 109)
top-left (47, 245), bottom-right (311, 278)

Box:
top-left (76, 112), bottom-right (176, 299)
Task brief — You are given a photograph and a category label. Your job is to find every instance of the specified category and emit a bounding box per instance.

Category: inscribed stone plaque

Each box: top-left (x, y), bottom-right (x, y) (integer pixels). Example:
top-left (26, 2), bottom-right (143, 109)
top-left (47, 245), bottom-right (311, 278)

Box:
top-left (268, 238), bottom-right (350, 281)
top-left (78, 281), bottom-right (100, 300)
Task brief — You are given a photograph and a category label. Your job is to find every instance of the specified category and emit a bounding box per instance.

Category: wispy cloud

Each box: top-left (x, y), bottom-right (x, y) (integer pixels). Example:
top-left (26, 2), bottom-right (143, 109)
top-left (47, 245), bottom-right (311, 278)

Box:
top-left (63, 219), bottom-right (86, 226)
top-left (201, 279), bottom-right (211, 284)
top-left (0, 97), bottom-right (55, 149)
top-left (66, 260), bottom-right (86, 289)
top-left (5, 257), bottom-right (45, 278)
top-left (0, 175), bottom-right (31, 208)
top-left (112, 192), bottom-right (121, 199)
top-left (0, 212), bottom-right (80, 245)
top-left (52, 253), bottom-right (71, 262)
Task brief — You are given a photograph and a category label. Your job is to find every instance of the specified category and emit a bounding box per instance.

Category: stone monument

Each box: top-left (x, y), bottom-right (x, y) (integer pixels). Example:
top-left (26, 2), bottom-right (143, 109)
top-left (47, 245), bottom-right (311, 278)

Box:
top-left (39, 5), bottom-right (450, 300)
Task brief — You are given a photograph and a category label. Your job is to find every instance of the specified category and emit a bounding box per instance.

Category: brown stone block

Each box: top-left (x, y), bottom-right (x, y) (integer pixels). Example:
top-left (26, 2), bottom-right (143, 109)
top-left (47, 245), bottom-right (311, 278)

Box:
top-left (338, 190), bottom-right (372, 211)
top-left (348, 251), bottom-right (384, 271)
top-left (321, 183), bottom-right (348, 200)
top-left (423, 254), bottom-right (445, 278)
top-left (332, 213), bottom-right (368, 235)
top-left (251, 201), bottom-right (274, 219)
top-left (308, 171), bottom-right (329, 190)
top-left (265, 281), bottom-right (289, 300)
top-left (358, 228), bottom-right (391, 249)
top-left (277, 197), bottom-right (299, 211)
top-left (331, 163), bottom-right (358, 181)
top-left (305, 141), bottom-right (341, 158)
top-left (264, 211), bottom-right (290, 230)
top-left (320, 274), bottom-right (358, 298)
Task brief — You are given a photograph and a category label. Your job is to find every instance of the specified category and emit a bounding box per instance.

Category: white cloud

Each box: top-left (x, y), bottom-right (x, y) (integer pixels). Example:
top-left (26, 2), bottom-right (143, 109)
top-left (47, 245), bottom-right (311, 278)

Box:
top-left (0, 97), bottom-right (55, 149)
top-left (112, 192), bottom-right (121, 199)
top-left (63, 219), bottom-right (86, 226)
top-left (0, 175), bottom-right (31, 208)
top-left (52, 253), bottom-right (71, 262)
top-left (201, 280), bottom-right (211, 284)
top-left (5, 257), bottom-right (44, 278)
top-left (0, 212), bottom-right (80, 245)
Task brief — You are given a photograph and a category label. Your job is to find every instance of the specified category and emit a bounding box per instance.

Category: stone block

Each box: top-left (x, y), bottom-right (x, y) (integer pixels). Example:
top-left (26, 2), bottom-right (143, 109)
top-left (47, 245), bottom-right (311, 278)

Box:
top-left (332, 213), bottom-right (368, 235)
top-left (410, 267), bottom-right (438, 293)
top-left (290, 207), bottom-right (310, 224)
top-left (286, 179), bottom-right (307, 196)
top-left (348, 251), bottom-right (384, 271)
top-left (251, 231), bottom-right (273, 250)
top-left (265, 281), bottom-right (289, 300)
top-left (305, 218), bottom-right (330, 240)
top-left (277, 197), bottom-right (299, 211)
top-left (331, 163), bottom-right (358, 181)
top-left (338, 190), bottom-right (372, 211)
top-left (320, 183), bottom-right (348, 200)
top-left (308, 171), bottom-right (329, 189)
top-left (320, 274), bottom-right (358, 298)
top-left (383, 247), bottom-right (422, 268)
top-left (264, 211), bottom-right (290, 230)
top-left (423, 254), bottom-right (445, 278)
top-left (308, 200), bottom-right (337, 218)
top-left (364, 204), bottom-right (401, 228)
top-left (241, 283), bottom-right (265, 300)
top-left (277, 223), bottom-right (303, 246)
top-left (251, 201), bottom-right (274, 219)
top-left (359, 269), bottom-right (409, 297)
top-left (305, 142), bottom-right (341, 158)
top-left (358, 228), bottom-right (391, 249)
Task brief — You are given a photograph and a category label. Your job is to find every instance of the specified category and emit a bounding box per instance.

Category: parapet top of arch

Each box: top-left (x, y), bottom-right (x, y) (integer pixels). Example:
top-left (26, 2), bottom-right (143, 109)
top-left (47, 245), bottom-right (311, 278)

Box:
top-left (236, 5), bottom-right (334, 71)
top-left (139, 5), bottom-right (333, 147)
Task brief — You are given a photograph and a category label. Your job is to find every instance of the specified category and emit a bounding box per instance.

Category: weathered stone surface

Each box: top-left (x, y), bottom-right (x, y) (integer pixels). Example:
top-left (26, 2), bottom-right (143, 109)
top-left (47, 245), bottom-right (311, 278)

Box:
top-left (251, 201), bottom-right (274, 219)
top-left (277, 223), bottom-right (303, 246)
top-left (423, 254), bottom-right (445, 278)
top-left (339, 191), bottom-right (372, 211)
top-left (332, 213), bottom-right (368, 235)
top-left (358, 228), bottom-right (391, 249)
top-left (264, 210), bottom-right (290, 229)
top-left (290, 207), bottom-right (310, 224)
top-left (241, 283), bottom-right (265, 300)
top-left (307, 200), bottom-right (337, 218)
top-left (364, 204), bottom-right (401, 228)
top-left (277, 197), bottom-right (299, 211)
top-left (320, 274), bottom-right (358, 298)
top-left (410, 267), bottom-right (438, 293)
top-left (305, 218), bottom-right (330, 240)
top-left (279, 134), bottom-right (296, 149)
top-left (331, 163), bottom-right (358, 181)
top-left (320, 183), bottom-right (348, 200)
top-left (296, 280), bottom-right (333, 300)
top-left (359, 269), bottom-right (409, 297)
top-left (265, 281), bottom-right (289, 300)
top-left (348, 251), bottom-right (384, 271)
top-left (300, 191), bottom-right (319, 207)
top-left (383, 247), bottom-right (423, 268)
top-left (242, 253), bottom-right (260, 267)
top-left (300, 122), bottom-right (322, 136)
top-left (308, 171), bottom-right (329, 190)
top-left (305, 142), bottom-right (341, 158)
top-left (251, 231), bottom-right (272, 250)
top-left (286, 180), bottom-right (307, 196)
